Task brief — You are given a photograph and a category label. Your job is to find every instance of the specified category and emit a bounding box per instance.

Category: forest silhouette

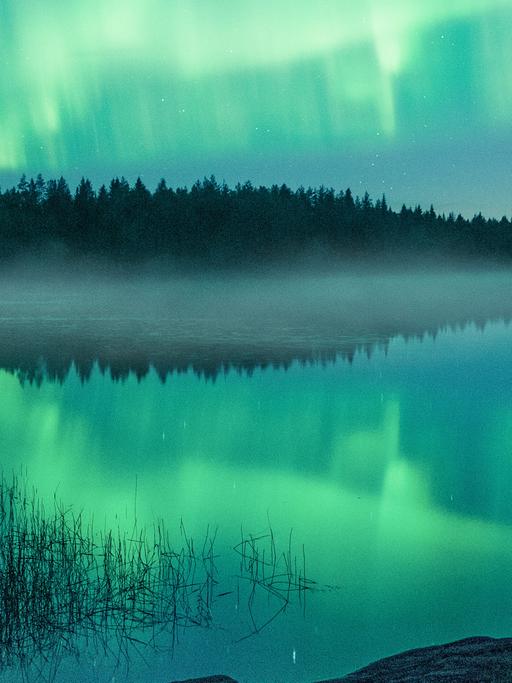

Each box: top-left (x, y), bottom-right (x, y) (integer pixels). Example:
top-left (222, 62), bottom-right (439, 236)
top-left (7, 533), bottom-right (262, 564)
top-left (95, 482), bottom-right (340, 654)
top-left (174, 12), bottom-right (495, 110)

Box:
top-left (1, 174), bottom-right (510, 265)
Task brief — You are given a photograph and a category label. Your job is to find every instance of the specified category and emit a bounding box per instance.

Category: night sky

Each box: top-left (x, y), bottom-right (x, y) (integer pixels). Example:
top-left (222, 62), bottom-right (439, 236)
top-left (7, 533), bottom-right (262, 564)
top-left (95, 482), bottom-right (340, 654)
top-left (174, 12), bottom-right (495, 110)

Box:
top-left (1, 0), bottom-right (511, 217)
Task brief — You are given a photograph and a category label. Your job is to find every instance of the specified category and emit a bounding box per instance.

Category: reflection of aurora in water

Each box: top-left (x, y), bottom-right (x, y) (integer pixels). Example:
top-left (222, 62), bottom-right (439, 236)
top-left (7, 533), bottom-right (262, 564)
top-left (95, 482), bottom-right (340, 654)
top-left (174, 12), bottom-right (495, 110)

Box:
top-left (2, 321), bottom-right (512, 525)
top-left (1, 322), bottom-right (512, 680)
top-left (2, 1), bottom-right (512, 215)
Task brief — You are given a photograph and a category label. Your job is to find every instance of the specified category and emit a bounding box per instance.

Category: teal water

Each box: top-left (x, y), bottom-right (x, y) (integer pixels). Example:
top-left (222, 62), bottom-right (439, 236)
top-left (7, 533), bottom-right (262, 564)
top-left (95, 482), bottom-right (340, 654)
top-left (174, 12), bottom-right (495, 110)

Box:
top-left (1, 320), bottom-right (512, 681)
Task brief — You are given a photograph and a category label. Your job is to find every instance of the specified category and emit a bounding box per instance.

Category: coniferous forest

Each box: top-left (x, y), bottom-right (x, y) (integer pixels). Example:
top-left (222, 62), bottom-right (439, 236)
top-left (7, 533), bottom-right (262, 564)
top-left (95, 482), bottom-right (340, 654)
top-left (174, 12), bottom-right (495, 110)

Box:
top-left (1, 173), bottom-right (510, 266)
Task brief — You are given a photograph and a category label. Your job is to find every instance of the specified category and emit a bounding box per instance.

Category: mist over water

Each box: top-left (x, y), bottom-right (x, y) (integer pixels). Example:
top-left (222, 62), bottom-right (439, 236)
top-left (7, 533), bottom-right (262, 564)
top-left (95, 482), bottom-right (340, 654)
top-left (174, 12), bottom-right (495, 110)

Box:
top-left (0, 262), bottom-right (510, 379)
top-left (3, 0), bottom-right (512, 677)
top-left (1, 263), bottom-right (512, 682)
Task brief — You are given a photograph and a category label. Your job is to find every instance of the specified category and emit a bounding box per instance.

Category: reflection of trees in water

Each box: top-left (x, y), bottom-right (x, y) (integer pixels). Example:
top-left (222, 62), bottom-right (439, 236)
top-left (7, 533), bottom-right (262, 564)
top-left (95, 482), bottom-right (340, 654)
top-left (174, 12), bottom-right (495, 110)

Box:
top-left (0, 315), bottom-right (507, 385)
top-left (0, 474), bottom-right (314, 681)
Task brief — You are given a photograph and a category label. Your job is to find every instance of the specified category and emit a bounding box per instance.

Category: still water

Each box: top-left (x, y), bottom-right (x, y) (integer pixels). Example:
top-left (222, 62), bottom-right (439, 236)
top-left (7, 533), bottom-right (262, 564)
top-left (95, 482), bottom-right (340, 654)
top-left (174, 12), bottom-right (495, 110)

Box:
top-left (1, 311), bottom-right (512, 682)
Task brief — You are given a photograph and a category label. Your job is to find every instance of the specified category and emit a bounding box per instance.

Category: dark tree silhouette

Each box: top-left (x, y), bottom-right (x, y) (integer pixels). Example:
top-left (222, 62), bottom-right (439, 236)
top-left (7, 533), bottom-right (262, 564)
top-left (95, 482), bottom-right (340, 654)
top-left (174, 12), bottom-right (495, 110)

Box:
top-left (0, 174), bottom-right (510, 266)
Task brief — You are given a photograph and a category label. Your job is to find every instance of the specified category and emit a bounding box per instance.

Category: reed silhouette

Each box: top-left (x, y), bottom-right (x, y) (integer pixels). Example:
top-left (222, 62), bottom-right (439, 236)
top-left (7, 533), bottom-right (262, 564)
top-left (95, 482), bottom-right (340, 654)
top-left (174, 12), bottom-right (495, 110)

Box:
top-left (233, 525), bottom-right (315, 641)
top-left (0, 473), bottom-right (316, 681)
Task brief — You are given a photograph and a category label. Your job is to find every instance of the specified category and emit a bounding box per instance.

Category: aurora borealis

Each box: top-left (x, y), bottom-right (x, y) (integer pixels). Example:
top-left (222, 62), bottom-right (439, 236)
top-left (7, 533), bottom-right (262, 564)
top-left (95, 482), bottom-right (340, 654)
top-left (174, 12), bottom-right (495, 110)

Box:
top-left (1, 1), bottom-right (512, 216)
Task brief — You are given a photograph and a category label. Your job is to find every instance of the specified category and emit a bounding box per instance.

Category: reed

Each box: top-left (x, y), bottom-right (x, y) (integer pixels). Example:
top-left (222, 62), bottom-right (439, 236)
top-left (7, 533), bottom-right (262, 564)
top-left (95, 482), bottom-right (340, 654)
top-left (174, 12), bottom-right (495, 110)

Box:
top-left (0, 473), bottom-right (316, 680)
top-left (233, 524), bottom-right (316, 641)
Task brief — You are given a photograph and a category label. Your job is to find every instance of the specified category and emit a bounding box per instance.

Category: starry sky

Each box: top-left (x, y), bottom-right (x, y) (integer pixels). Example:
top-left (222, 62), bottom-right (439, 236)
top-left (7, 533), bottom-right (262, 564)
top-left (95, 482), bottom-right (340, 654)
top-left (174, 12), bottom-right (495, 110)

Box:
top-left (1, 0), bottom-right (512, 217)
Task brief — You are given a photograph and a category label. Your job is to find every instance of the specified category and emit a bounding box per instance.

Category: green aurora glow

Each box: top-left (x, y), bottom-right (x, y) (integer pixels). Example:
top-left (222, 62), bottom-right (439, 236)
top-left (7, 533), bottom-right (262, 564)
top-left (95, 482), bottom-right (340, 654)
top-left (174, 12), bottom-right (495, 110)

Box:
top-left (2, 0), bottom-right (512, 215)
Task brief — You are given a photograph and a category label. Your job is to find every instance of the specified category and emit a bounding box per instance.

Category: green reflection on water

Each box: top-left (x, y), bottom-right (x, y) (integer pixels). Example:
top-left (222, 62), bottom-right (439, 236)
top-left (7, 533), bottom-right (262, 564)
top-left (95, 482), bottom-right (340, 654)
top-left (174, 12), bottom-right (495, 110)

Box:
top-left (1, 322), bottom-right (512, 680)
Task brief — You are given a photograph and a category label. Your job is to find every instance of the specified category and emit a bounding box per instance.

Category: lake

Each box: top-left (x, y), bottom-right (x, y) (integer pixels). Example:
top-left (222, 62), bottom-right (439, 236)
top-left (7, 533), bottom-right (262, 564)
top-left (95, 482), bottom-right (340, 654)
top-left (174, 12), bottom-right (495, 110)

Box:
top-left (0, 268), bottom-right (512, 682)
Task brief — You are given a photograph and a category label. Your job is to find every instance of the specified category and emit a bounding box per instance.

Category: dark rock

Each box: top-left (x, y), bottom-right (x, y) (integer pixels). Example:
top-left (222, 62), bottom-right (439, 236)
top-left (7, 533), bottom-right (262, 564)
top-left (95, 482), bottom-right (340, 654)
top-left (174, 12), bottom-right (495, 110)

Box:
top-left (170, 677), bottom-right (238, 683)
top-left (316, 636), bottom-right (512, 682)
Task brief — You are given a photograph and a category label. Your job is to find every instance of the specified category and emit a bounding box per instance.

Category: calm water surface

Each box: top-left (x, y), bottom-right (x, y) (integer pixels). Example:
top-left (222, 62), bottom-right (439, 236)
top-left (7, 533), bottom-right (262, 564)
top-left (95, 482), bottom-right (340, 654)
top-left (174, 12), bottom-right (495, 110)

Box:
top-left (1, 319), bottom-right (512, 681)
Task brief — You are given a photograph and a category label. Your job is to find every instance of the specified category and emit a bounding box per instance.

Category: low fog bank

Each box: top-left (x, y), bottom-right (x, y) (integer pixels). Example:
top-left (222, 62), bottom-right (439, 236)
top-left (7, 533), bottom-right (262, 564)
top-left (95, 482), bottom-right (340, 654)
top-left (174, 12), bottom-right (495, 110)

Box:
top-left (0, 256), bottom-right (510, 329)
top-left (0, 257), bottom-right (511, 378)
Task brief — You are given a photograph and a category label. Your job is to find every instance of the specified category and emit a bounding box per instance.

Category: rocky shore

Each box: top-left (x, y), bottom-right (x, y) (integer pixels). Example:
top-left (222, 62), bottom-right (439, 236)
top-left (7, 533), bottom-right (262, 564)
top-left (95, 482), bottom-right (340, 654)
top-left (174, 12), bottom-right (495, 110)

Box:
top-left (171, 636), bottom-right (512, 682)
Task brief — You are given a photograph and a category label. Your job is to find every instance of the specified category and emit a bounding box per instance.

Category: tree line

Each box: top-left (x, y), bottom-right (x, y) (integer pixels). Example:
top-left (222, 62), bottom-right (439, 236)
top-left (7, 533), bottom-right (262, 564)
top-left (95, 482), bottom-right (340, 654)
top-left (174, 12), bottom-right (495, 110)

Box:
top-left (0, 173), bottom-right (510, 264)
